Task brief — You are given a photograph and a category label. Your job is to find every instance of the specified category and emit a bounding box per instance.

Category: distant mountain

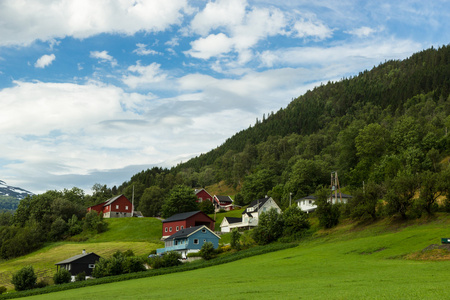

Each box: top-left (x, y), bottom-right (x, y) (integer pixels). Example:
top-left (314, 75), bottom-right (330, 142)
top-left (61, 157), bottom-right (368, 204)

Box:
top-left (0, 180), bottom-right (33, 200)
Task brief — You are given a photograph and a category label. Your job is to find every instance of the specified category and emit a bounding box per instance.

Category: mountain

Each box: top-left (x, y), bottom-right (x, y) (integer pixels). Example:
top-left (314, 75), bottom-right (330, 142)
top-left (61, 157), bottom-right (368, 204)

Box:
top-left (0, 180), bottom-right (33, 200)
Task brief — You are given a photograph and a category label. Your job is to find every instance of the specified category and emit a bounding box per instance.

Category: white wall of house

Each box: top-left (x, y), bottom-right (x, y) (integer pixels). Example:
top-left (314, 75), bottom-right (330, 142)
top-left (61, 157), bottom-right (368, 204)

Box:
top-left (296, 199), bottom-right (317, 213)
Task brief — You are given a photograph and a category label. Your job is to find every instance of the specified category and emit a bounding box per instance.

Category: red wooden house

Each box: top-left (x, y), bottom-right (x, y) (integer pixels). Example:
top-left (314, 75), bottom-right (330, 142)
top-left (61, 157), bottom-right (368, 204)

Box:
top-left (87, 194), bottom-right (133, 218)
top-left (213, 195), bottom-right (234, 211)
top-left (194, 188), bottom-right (213, 203)
top-left (161, 210), bottom-right (215, 239)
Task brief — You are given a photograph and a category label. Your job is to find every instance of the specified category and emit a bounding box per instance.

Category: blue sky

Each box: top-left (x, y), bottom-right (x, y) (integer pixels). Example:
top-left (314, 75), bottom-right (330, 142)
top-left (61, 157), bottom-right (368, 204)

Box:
top-left (0, 0), bottom-right (448, 194)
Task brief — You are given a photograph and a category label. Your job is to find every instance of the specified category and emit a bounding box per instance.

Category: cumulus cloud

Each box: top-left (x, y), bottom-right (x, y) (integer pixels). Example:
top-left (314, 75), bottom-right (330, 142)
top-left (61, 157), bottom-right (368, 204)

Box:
top-left (0, 0), bottom-right (191, 46)
top-left (34, 54), bottom-right (56, 68)
top-left (90, 50), bottom-right (117, 67)
top-left (122, 62), bottom-right (168, 88)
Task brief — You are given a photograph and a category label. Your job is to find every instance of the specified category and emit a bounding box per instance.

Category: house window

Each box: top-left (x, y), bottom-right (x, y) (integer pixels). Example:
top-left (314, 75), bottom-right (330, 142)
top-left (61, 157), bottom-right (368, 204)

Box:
top-left (175, 241), bottom-right (178, 245)
top-left (125, 206), bottom-right (128, 210)
top-left (169, 227), bottom-right (172, 232)
top-left (194, 239), bottom-right (199, 244)
top-left (88, 264), bottom-right (95, 269)
top-left (203, 239), bottom-right (206, 243)
top-left (181, 226), bottom-right (184, 230)
top-left (176, 226), bottom-right (179, 231)
top-left (116, 205), bottom-right (119, 209)
top-left (202, 229), bottom-right (206, 233)
top-left (165, 227), bottom-right (168, 232)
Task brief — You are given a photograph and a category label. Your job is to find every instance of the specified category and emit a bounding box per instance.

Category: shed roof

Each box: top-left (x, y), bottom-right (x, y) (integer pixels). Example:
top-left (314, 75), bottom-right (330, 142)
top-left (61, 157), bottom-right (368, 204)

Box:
top-left (214, 195), bottom-right (233, 203)
top-left (55, 252), bottom-right (100, 265)
top-left (224, 217), bottom-right (241, 224)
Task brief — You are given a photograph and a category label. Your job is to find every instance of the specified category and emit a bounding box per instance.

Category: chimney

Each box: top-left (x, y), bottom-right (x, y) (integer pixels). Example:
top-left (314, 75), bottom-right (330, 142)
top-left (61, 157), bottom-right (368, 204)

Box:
top-left (82, 249), bottom-right (86, 255)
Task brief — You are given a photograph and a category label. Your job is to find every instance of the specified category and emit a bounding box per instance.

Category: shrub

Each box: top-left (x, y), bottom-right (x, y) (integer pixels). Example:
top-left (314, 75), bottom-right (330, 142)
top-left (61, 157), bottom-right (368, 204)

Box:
top-left (11, 266), bottom-right (37, 291)
top-left (35, 279), bottom-right (49, 289)
top-left (0, 286), bottom-right (7, 294)
top-left (252, 208), bottom-right (284, 245)
top-left (199, 242), bottom-right (216, 260)
top-left (162, 251), bottom-right (182, 267)
top-left (75, 272), bottom-right (86, 282)
top-left (53, 268), bottom-right (72, 284)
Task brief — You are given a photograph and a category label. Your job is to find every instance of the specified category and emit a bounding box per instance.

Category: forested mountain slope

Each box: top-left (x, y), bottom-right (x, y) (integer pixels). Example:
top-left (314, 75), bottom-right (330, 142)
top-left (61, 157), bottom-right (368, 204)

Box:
top-left (116, 45), bottom-right (449, 211)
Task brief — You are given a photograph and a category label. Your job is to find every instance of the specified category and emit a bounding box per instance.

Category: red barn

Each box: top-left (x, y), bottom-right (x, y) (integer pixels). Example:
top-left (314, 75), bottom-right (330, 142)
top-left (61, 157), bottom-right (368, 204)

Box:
top-left (161, 211), bottom-right (215, 239)
top-left (213, 195), bottom-right (234, 211)
top-left (194, 188), bottom-right (213, 203)
top-left (87, 194), bottom-right (133, 218)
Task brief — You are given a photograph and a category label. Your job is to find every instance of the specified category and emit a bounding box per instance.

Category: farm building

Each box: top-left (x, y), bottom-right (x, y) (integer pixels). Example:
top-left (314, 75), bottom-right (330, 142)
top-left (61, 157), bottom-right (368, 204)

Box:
top-left (55, 250), bottom-right (101, 280)
top-left (87, 194), bottom-right (133, 218)
top-left (161, 210), bottom-right (215, 239)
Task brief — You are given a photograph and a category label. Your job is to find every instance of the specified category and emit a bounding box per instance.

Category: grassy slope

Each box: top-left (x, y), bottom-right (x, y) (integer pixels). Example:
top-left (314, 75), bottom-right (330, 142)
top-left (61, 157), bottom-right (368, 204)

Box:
top-left (24, 215), bottom-right (450, 299)
top-left (0, 218), bottom-right (163, 291)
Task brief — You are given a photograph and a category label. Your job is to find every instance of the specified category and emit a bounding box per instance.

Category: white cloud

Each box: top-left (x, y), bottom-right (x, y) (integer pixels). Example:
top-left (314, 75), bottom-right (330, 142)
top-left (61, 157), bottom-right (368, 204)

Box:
top-left (346, 26), bottom-right (378, 38)
top-left (34, 54), bottom-right (56, 68)
top-left (293, 17), bottom-right (333, 40)
top-left (90, 50), bottom-right (117, 67)
top-left (0, 0), bottom-right (191, 46)
top-left (122, 62), bottom-right (168, 88)
top-left (187, 33), bottom-right (233, 59)
top-left (133, 43), bottom-right (160, 56)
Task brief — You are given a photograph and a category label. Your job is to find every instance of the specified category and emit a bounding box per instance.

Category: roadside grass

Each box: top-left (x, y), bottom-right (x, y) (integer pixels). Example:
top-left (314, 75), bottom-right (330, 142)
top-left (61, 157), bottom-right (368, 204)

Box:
top-left (0, 217), bottom-right (164, 291)
top-left (10, 214), bottom-right (450, 299)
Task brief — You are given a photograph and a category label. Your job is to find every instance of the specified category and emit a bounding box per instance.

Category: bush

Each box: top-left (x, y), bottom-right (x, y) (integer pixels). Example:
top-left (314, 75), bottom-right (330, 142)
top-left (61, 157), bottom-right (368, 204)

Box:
top-left (252, 208), bottom-right (284, 245)
top-left (11, 266), bottom-right (37, 291)
top-left (75, 272), bottom-right (86, 282)
top-left (53, 268), bottom-right (72, 284)
top-left (35, 279), bottom-right (49, 289)
top-left (230, 229), bottom-right (241, 250)
top-left (163, 251), bottom-right (182, 267)
top-left (199, 242), bottom-right (217, 260)
top-left (0, 286), bottom-right (7, 294)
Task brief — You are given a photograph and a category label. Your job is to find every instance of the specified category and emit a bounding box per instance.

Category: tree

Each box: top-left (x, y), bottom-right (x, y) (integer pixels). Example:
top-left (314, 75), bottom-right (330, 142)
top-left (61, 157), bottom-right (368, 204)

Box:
top-left (252, 208), bottom-right (284, 245)
top-left (385, 173), bottom-right (420, 219)
top-left (230, 228), bottom-right (241, 250)
top-left (282, 205), bottom-right (310, 237)
top-left (53, 268), bottom-right (71, 284)
top-left (349, 182), bottom-right (384, 220)
top-left (199, 200), bottom-right (214, 214)
top-left (139, 186), bottom-right (165, 217)
top-left (199, 242), bottom-right (216, 260)
top-left (83, 210), bottom-right (108, 233)
top-left (418, 171), bottom-right (442, 215)
top-left (11, 266), bottom-right (37, 291)
top-left (161, 185), bottom-right (199, 218)
top-left (240, 169), bottom-right (275, 204)
top-left (49, 217), bottom-right (69, 241)
top-left (284, 159), bottom-right (329, 199)
top-left (315, 186), bottom-right (340, 229)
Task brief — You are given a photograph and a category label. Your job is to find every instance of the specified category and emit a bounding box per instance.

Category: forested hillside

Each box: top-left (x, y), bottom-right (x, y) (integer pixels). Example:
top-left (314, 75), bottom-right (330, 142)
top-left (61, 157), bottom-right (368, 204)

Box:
top-left (116, 45), bottom-right (450, 210)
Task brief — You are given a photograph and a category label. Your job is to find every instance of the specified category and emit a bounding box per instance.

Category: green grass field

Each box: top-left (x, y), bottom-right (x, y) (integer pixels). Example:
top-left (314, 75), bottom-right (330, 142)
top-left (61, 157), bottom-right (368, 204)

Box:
top-left (20, 215), bottom-right (450, 299)
top-left (0, 217), bottom-right (164, 291)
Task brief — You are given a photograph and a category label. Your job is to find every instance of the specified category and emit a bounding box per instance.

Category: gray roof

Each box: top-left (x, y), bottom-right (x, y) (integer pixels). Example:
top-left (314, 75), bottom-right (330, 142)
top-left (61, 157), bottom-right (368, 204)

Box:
top-left (162, 210), bottom-right (212, 223)
top-left (103, 194), bottom-right (126, 207)
top-left (55, 252), bottom-right (100, 265)
top-left (242, 197), bottom-right (270, 214)
top-left (165, 225), bottom-right (220, 240)
top-left (295, 195), bottom-right (316, 202)
top-left (330, 193), bottom-right (353, 199)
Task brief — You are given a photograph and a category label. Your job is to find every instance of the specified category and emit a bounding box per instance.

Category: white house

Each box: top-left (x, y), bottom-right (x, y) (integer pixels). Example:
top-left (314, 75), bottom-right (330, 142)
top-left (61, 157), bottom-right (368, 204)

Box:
top-left (295, 193), bottom-right (353, 213)
top-left (219, 217), bottom-right (242, 233)
top-left (220, 197), bottom-right (281, 232)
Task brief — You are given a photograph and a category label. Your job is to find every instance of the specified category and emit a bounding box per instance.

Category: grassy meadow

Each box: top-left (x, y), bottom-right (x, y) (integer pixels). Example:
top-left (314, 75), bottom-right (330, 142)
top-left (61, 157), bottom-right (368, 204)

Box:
top-left (0, 217), bottom-right (164, 291)
top-left (20, 214), bottom-right (450, 299)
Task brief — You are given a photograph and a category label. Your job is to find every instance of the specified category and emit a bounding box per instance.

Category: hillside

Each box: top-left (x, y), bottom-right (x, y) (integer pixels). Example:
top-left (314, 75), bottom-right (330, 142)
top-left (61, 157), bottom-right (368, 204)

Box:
top-left (0, 217), bottom-right (163, 291)
top-left (13, 214), bottom-right (450, 299)
top-left (116, 45), bottom-right (450, 213)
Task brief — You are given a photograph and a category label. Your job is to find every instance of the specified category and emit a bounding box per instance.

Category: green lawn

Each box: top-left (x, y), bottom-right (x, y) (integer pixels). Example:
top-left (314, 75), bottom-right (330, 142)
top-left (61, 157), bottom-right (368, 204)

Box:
top-left (22, 215), bottom-right (450, 299)
top-left (0, 217), bottom-right (164, 291)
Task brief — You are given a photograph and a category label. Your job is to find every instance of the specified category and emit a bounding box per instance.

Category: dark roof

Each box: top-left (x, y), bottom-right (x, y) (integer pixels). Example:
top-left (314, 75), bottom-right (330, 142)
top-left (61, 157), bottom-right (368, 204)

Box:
top-left (242, 197), bottom-right (270, 214)
top-left (224, 217), bottom-right (241, 224)
top-left (55, 252), bottom-right (100, 265)
top-left (295, 195), bottom-right (316, 202)
top-left (166, 225), bottom-right (220, 240)
top-left (215, 195), bottom-right (233, 203)
top-left (162, 210), bottom-right (206, 223)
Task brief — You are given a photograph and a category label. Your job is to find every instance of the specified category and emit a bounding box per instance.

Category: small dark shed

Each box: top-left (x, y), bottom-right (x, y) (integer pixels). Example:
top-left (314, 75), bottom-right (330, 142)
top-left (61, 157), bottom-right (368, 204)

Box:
top-left (55, 250), bottom-right (101, 277)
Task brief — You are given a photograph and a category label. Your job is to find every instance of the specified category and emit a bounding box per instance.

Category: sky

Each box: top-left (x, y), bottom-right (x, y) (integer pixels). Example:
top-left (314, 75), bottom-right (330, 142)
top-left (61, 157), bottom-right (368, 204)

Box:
top-left (0, 0), bottom-right (449, 195)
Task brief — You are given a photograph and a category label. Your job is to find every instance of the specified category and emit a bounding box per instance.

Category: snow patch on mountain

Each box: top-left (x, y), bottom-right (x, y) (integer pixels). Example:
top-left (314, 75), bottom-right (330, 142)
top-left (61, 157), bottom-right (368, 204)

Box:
top-left (0, 180), bottom-right (34, 199)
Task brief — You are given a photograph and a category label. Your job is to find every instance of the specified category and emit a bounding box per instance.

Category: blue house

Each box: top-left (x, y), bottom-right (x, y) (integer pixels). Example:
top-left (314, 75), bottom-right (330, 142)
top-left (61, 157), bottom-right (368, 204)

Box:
top-left (156, 225), bottom-right (220, 259)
